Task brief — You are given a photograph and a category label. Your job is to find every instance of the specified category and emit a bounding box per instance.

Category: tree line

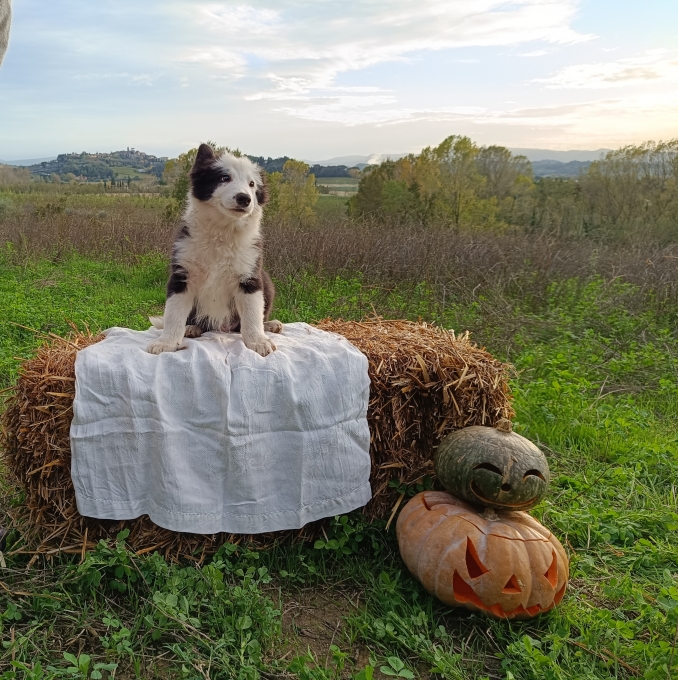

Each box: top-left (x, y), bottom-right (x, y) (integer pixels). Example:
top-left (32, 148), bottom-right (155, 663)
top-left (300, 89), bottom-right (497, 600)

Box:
top-left (7, 135), bottom-right (674, 241)
top-left (349, 136), bottom-right (678, 240)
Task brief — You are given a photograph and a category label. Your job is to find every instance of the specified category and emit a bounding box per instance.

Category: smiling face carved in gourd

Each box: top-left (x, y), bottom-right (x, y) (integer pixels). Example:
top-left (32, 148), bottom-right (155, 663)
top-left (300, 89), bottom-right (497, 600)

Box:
top-left (434, 423), bottom-right (549, 511)
top-left (396, 491), bottom-right (568, 619)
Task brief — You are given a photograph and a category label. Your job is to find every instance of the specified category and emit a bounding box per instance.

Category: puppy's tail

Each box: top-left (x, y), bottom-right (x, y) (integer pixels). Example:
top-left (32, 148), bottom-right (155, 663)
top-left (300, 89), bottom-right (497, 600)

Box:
top-left (149, 316), bottom-right (164, 329)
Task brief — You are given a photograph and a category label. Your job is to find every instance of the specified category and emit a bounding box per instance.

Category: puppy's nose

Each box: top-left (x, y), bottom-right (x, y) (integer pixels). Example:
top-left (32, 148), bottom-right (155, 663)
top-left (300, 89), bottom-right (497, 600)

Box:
top-left (235, 193), bottom-right (251, 207)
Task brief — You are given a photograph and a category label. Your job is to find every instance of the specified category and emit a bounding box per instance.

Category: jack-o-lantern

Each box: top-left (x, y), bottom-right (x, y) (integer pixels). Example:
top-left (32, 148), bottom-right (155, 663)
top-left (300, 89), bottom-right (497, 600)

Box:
top-left (396, 491), bottom-right (568, 619)
top-left (435, 422), bottom-right (549, 511)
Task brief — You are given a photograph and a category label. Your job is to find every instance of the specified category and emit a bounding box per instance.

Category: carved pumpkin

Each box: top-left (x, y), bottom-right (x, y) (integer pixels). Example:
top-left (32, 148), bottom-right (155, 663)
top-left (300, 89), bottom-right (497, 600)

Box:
top-left (435, 423), bottom-right (549, 511)
top-left (396, 491), bottom-right (568, 619)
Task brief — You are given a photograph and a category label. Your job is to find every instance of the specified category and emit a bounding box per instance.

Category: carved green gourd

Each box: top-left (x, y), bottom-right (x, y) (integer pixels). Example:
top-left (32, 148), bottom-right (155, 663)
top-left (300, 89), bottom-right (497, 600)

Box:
top-left (434, 421), bottom-right (549, 511)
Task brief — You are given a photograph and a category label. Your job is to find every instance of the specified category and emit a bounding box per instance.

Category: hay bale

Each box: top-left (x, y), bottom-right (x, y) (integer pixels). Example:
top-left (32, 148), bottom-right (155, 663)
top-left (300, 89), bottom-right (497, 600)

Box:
top-left (315, 319), bottom-right (514, 518)
top-left (0, 320), bottom-right (513, 559)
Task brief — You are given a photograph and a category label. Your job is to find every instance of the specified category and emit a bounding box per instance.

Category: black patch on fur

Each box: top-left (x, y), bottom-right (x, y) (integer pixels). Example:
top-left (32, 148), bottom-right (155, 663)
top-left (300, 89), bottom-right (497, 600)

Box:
top-left (239, 277), bottom-right (262, 294)
top-left (166, 224), bottom-right (191, 296)
top-left (194, 143), bottom-right (215, 166)
top-left (191, 164), bottom-right (225, 202)
top-left (167, 263), bottom-right (188, 297)
top-left (190, 143), bottom-right (228, 202)
top-left (224, 264), bottom-right (275, 333)
top-left (256, 173), bottom-right (269, 206)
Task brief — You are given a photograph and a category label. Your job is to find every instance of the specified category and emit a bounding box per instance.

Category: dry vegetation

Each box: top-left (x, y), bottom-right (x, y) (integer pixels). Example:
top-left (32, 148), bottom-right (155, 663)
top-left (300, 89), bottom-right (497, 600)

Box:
top-left (2, 190), bottom-right (678, 316)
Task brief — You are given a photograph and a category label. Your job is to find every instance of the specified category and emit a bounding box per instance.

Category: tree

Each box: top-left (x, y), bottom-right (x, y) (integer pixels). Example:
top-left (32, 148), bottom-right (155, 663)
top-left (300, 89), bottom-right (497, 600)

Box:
top-left (0, 165), bottom-right (31, 187)
top-left (270, 160), bottom-right (319, 226)
top-left (475, 145), bottom-right (534, 226)
top-left (476, 146), bottom-right (532, 201)
top-left (431, 136), bottom-right (487, 228)
top-left (349, 136), bottom-right (536, 229)
top-left (580, 140), bottom-right (678, 238)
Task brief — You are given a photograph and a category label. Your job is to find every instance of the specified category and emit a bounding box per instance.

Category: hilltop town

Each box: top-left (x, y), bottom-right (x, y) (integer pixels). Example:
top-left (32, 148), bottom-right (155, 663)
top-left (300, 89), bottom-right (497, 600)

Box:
top-left (29, 148), bottom-right (169, 181)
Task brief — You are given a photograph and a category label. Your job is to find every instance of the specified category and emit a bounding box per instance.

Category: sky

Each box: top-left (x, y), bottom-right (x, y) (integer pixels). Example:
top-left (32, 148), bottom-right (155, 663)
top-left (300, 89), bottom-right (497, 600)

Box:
top-left (0, 0), bottom-right (677, 160)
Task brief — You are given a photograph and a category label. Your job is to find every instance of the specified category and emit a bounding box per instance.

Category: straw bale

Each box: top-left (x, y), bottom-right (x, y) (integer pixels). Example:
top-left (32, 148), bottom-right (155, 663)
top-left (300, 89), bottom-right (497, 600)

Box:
top-left (0, 320), bottom-right (513, 559)
top-left (315, 319), bottom-right (514, 518)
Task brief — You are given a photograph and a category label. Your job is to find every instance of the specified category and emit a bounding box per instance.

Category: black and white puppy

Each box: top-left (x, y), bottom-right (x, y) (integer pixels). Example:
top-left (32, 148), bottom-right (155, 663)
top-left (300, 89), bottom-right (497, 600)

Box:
top-left (147, 143), bottom-right (281, 356)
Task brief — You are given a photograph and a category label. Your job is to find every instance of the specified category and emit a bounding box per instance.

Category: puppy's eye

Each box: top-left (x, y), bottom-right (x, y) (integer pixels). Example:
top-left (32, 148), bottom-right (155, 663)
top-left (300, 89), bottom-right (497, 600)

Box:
top-left (249, 181), bottom-right (255, 187)
top-left (220, 175), bottom-right (231, 183)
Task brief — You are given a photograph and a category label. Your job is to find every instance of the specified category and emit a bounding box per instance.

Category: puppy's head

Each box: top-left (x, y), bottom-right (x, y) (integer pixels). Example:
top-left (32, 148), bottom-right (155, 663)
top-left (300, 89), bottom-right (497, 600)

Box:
top-left (189, 143), bottom-right (268, 218)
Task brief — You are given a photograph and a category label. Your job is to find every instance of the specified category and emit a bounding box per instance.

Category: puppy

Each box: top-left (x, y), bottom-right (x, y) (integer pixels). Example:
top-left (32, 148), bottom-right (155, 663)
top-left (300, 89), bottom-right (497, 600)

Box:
top-left (147, 143), bottom-right (282, 356)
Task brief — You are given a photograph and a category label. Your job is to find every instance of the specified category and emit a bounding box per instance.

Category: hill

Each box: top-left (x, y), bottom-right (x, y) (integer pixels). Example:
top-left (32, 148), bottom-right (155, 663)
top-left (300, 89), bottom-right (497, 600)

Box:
top-left (509, 148), bottom-right (610, 162)
top-left (248, 155), bottom-right (359, 177)
top-left (26, 148), bottom-right (168, 181)
top-left (531, 159), bottom-right (592, 178)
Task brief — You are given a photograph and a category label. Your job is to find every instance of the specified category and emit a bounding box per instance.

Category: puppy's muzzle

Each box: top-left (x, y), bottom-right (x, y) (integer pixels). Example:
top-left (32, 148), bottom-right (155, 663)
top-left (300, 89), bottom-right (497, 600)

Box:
top-left (235, 193), bottom-right (251, 208)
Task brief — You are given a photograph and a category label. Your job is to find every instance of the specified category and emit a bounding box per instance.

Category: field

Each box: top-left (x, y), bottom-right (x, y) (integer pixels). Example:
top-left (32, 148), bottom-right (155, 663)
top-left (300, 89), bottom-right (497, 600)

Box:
top-left (0, 190), bottom-right (677, 679)
top-left (111, 167), bottom-right (146, 179)
top-left (315, 177), bottom-right (359, 197)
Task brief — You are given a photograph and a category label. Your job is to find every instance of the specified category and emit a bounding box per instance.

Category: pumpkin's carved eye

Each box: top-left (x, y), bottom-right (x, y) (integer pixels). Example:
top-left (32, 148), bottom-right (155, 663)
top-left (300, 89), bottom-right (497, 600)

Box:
top-left (473, 462), bottom-right (502, 475)
top-left (523, 469), bottom-right (546, 481)
top-left (465, 538), bottom-right (489, 578)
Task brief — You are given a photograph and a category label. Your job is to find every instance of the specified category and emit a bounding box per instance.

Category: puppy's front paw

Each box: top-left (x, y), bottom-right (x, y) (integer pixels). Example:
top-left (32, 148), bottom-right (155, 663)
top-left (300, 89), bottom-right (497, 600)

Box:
top-left (264, 319), bottom-right (283, 334)
top-left (184, 324), bottom-right (203, 338)
top-left (244, 335), bottom-right (276, 356)
top-left (146, 339), bottom-right (183, 354)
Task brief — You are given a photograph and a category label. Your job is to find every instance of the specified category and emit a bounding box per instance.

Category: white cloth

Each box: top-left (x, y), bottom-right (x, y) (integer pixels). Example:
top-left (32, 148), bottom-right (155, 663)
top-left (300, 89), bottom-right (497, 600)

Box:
top-left (70, 323), bottom-right (371, 534)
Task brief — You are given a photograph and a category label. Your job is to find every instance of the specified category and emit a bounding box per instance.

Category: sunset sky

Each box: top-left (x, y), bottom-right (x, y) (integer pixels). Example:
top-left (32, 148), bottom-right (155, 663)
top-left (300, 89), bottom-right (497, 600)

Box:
top-left (1, 0), bottom-right (677, 160)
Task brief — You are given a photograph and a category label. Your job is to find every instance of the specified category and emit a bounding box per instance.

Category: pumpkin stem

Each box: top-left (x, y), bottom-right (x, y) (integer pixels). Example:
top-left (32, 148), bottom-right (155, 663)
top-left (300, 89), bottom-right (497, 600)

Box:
top-left (481, 507), bottom-right (499, 521)
top-left (496, 418), bottom-right (513, 433)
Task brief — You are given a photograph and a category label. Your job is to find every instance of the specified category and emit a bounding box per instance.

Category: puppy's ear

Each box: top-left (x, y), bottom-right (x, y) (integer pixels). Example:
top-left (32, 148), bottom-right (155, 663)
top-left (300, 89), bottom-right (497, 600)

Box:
top-left (193, 143), bottom-right (215, 168)
top-left (256, 170), bottom-right (269, 206)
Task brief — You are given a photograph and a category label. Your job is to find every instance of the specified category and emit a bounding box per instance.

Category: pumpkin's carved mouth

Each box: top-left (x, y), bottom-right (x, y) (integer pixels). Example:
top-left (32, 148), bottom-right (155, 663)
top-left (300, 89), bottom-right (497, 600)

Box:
top-left (470, 481), bottom-right (539, 509)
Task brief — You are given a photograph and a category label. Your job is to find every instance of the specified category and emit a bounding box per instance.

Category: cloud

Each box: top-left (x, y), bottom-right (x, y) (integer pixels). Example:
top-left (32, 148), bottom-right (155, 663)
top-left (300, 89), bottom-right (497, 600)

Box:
top-left (72, 72), bottom-right (156, 86)
top-left (182, 48), bottom-right (247, 74)
top-left (9, 0), bottom-right (677, 157)
top-left (196, 4), bottom-right (282, 36)
top-left (275, 89), bottom-right (678, 145)
top-left (448, 95), bottom-right (678, 147)
top-left (177, 0), bottom-right (593, 104)
top-left (535, 49), bottom-right (678, 88)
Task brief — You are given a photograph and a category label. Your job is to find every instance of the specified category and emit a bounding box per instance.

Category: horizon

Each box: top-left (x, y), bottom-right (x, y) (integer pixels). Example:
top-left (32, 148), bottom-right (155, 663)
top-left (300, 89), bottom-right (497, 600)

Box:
top-left (0, 145), bottom-right (612, 167)
top-left (0, 1), bottom-right (677, 159)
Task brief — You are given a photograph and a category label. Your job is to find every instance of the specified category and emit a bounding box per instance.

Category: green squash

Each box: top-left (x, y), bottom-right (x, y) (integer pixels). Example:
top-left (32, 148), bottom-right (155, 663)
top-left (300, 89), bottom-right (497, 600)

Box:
top-left (434, 422), bottom-right (549, 511)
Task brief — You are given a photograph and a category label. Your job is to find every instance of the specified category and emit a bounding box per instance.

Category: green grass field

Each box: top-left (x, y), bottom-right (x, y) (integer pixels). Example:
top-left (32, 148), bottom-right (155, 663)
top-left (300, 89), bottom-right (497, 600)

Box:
top-left (111, 167), bottom-right (146, 179)
top-left (1, 248), bottom-right (677, 679)
top-left (315, 177), bottom-right (359, 197)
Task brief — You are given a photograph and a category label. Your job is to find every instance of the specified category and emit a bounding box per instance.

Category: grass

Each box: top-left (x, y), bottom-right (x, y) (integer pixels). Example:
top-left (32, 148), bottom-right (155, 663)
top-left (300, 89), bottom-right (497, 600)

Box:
top-left (315, 178), bottom-right (360, 186)
top-left (1, 247), bottom-right (677, 679)
top-left (111, 167), bottom-right (145, 179)
top-left (315, 178), bottom-right (359, 198)
top-left (315, 195), bottom-right (349, 218)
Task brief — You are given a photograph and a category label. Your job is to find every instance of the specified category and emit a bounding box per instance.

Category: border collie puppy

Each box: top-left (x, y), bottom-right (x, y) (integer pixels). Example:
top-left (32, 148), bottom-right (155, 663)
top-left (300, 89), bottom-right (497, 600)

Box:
top-left (147, 143), bottom-right (282, 356)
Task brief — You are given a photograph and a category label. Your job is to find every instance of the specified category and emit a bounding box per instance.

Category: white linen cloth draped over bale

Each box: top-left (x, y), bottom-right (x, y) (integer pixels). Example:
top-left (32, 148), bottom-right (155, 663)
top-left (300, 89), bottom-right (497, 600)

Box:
top-left (69, 323), bottom-right (372, 534)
